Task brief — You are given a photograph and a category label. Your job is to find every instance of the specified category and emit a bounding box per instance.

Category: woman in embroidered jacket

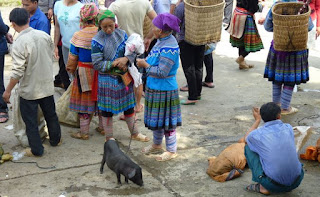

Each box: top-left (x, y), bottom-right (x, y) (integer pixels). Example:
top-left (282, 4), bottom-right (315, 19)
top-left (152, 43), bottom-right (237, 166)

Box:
top-left (137, 13), bottom-right (182, 162)
top-left (66, 4), bottom-right (99, 140)
top-left (91, 10), bottom-right (149, 142)
top-left (263, 0), bottom-right (313, 115)
top-left (227, 0), bottom-right (264, 69)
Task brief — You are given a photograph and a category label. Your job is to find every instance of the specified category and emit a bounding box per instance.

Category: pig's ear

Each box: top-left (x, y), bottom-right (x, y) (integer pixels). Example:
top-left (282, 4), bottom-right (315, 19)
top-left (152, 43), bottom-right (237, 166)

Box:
top-left (127, 168), bottom-right (136, 179)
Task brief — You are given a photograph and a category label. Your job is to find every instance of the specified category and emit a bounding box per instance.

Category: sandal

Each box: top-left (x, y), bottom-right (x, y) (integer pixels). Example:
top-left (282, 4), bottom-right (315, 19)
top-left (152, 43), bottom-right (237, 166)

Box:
top-left (245, 183), bottom-right (270, 195)
top-left (155, 152), bottom-right (177, 162)
top-left (202, 82), bottom-right (215, 88)
top-left (71, 132), bottom-right (89, 140)
top-left (281, 107), bottom-right (298, 115)
top-left (131, 133), bottom-right (150, 142)
top-left (180, 99), bottom-right (197, 105)
top-left (95, 127), bottom-right (105, 135)
top-left (179, 85), bottom-right (188, 92)
top-left (141, 145), bottom-right (163, 155)
top-left (0, 112), bottom-right (9, 123)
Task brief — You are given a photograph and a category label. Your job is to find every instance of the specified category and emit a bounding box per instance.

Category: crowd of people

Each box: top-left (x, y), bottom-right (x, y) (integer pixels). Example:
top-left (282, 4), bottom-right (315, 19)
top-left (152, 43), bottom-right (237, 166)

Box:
top-left (0, 0), bottom-right (319, 195)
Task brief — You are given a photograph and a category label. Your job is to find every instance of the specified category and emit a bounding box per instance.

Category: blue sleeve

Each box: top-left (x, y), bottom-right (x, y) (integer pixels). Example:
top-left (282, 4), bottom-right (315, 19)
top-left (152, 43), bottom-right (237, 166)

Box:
top-left (308, 16), bottom-right (314, 31)
top-left (264, 7), bottom-right (274, 32)
top-left (0, 12), bottom-right (9, 35)
top-left (91, 40), bottom-right (114, 73)
top-left (246, 130), bottom-right (261, 154)
top-left (36, 19), bottom-right (50, 35)
top-left (146, 48), bottom-right (176, 78)
top-left (69, 44), bottom-right (79, 56)
top-left (174, 3), bottom-right (184, 22)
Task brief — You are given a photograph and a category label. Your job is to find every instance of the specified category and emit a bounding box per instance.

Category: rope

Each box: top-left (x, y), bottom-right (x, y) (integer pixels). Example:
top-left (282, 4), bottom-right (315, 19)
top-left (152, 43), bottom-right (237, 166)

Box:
top-left (11, 161), bottom-right (56, 170)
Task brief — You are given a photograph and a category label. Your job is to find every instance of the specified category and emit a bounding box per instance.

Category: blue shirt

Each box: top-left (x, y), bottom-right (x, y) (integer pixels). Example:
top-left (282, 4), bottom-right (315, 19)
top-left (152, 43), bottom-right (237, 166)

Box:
top-left (174, 2), bottom-right (185, 42)
top-left (0, 11), bottom-right (9, 55)
top-left (54, 1), bottom-right (83, 48)
top-left (246, 120), bottom-right (302, 186)
top-left (146, 35), bottom-right (180, 91)
top-left (30, 7), bottom-right (50, 35)
top-left (153, 0), bottom-right (177, 14)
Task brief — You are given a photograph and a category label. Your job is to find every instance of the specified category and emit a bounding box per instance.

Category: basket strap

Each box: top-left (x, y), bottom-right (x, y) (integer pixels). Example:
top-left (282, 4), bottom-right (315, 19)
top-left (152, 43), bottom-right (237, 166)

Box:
top-left (286, 31), bottom-right (296, 50)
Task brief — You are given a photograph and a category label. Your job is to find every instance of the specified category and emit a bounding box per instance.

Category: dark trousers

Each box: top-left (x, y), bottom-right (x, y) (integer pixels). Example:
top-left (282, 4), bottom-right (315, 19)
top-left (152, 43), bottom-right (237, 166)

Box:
top-left (204, 54), bottom-right (214, 83)
top-left (179, 41), bottom-right (205, 100)
top-left (0, 54), bottom-right (7, 113)
top-left (223, 0), bottom-right (234, 24)
top-left (239, 46), bottom-right (250, 58)
top-left (54, 45), bottom-right (70, 89)
top-left (20, 96), bottom-right (61, 156)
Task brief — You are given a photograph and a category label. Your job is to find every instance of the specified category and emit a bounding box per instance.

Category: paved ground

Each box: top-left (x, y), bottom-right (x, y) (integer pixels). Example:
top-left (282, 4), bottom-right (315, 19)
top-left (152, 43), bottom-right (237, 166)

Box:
top-left (1, 7), bottom-right (320, 197)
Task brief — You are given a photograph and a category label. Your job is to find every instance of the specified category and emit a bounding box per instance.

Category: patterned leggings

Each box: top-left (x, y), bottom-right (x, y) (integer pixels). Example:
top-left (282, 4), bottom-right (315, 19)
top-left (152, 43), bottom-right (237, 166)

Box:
top-left (153, 129), bottom-right (177, 153)
top-left (272, 83), bottom-right (294, 110)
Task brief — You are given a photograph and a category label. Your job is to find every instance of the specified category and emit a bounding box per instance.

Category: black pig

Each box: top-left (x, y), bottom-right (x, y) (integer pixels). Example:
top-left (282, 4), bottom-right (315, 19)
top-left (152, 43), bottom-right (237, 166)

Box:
top-left (100, 139), bottom-right (143, 186)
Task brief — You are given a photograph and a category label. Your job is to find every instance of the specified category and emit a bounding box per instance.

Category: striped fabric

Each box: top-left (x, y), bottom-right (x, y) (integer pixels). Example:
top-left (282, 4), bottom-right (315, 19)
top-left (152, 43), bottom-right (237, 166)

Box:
top-left (144, 87), bottom-right (182, 131)
top-left (97, 74), bottom-right (135, 114)
top-left (69, 26), bottom-right (98, 114)
top-left (281, 86), bottom-right (294, 110)
top-left (272, 83), bottom-right (282, 104)
top-left (70, 77), bottom-right (97, 114)
top-left (153, 129), bottom-right (165, 145)
top-left (230, 15), bottom-right (264, 52)
top-left (71, 26), bottom-right (98, 49)
top-left (264, 41), bottom-right (309, 86)
top-left (165, 129), bottom-right (177, 152)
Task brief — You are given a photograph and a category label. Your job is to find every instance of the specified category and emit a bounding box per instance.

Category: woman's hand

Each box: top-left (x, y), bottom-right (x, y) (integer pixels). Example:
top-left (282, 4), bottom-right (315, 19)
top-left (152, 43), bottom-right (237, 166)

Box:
top-left (54, 46), bottom-right (59, 59)
top-left (136, 58), bottom-right (149, 68)
top-left (113, 57), bottom-right (129, 71)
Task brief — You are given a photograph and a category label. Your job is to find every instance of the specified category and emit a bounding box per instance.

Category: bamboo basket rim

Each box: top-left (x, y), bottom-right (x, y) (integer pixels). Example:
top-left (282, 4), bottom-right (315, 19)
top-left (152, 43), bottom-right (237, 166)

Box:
top-left (272, 2), bottom-right (311, 17)
top-left (185, 0), bottom-right (225, 9)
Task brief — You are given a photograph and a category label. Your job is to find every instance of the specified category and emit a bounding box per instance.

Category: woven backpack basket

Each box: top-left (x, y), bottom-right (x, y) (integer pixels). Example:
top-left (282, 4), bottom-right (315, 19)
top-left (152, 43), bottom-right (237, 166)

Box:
top-left (272, 2), bottom-right (310, 51)
top-left (185, 0), bottom-right (225, 45)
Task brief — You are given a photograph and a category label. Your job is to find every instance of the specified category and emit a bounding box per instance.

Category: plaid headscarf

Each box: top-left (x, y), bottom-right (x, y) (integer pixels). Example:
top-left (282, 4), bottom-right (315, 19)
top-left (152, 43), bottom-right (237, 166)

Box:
top-left (80, 3), bottom-right (99, 29)
top-left (95, 9), bottom-right (116, 26)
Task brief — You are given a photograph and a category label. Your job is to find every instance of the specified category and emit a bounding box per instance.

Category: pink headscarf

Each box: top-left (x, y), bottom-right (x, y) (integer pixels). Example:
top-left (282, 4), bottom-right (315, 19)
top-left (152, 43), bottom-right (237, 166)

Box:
top-left (80, 3), bottom-right (100, 29)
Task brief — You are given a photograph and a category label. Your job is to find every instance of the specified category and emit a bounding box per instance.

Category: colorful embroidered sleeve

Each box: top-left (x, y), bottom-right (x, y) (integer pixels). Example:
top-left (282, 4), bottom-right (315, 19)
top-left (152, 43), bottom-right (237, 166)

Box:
top-left (91, 40), bottom-right (113, 73)
top-left (66, 43), bottom-right (79, 73)
top-left (146, 48), bottom-right (176, 78)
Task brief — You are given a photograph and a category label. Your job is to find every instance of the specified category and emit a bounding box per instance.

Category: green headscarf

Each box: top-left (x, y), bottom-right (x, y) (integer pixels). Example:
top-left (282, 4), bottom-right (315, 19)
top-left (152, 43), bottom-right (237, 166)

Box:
top-left (96, 10), bottom-right (116, 26)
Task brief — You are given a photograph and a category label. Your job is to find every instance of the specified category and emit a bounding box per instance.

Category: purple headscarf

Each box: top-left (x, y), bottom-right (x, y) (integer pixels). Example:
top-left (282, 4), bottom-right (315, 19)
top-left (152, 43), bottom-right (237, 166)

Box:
top-left (152, 13), bottom-right (181, 32)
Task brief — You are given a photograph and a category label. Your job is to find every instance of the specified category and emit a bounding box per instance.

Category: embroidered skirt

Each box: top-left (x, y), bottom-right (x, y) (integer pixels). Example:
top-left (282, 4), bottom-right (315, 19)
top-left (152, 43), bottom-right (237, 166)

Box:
top-left (70, 76), bottom-right (96, 114)
top-left (264, 41), bottom-right (309, 86)
top-left (144, 87), bottom-right (182, 131)
top-left (230, 15), bottom-right (264, 52)
top-left (97, 73), bottom-right (135, 114)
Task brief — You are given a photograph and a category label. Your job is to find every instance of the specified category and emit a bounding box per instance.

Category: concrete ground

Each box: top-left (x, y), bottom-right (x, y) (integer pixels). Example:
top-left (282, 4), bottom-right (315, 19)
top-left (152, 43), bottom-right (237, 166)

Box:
top-left (1, 7), bottom-right (320, 197)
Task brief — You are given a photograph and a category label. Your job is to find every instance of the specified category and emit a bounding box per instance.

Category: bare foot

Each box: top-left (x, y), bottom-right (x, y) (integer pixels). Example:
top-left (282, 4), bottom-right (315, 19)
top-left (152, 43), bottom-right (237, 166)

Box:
top-left (259, 184), bottom-right (270, 195)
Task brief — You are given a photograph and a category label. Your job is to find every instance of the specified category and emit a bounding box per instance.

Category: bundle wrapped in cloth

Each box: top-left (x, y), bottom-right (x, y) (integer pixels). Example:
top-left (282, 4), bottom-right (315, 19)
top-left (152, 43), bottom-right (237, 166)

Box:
top-left (125, 33), bottom-right (145, 88)
top-left (207, 143), bottom-right (246, 182)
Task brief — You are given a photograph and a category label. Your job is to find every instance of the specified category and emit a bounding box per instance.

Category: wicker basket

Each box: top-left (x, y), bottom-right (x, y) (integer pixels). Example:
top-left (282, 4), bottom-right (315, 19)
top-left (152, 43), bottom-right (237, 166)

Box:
top-left (272, 2), bottom-right (310, 51)
top-left (185, 0), bottom-right (225, 45)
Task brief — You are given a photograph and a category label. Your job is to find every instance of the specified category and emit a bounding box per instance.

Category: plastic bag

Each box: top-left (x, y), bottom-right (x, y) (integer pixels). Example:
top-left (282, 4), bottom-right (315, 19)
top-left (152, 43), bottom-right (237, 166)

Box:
top-left (13, 89), bottom-right (46, 147)
top-left (294, 126), bottom-right (314, 152)
top-left (125, 33), bottom-right (145, 56)
top-left (55, 83), bottom-right (80, 127)
top-left (125, 33), bottom-right (145, 87)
